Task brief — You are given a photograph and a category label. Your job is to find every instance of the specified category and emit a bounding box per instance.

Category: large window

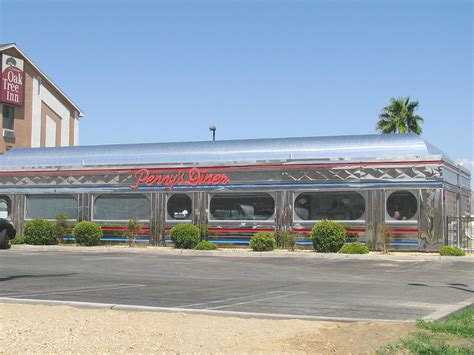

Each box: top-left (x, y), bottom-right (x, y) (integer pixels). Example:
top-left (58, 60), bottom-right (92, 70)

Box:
top-left (386, 191), bottom-right (418, 221)
top-left (26, 194), bottom-right (77, 219)
top-left (167, 194), bottom-right (192, 220)
top-left (2, 105), bottom-right (14, 130)
top-left (210, 193), bottom-right (275, 220)
top-left (294, 191), bottom-right (365, 221)
top-left (94, 194), bottom-right (150, 221)
top-left (0, 196), bottom-right (11, 219)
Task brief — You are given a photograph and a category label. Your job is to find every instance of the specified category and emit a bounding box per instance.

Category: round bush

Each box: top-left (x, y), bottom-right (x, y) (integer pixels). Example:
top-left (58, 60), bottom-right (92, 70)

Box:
top-left (170, 224), bottom-right (200, 249)
top-left (24, 219), bottom-right (58, 245)
top-left (439, 246), bottom-right (465, 256)
top-left (195, 240), bottom-right (218, 250)
top-left (310, 220), bottom-right (347, 253)
top-left (250, 232), bottom-right (276, 252)
top-left (10, 235), bottom-right (27, 245)
top-left (339, 242), bottom-right (369, 254)
top-left (73, 221), bottom-right (103, 246)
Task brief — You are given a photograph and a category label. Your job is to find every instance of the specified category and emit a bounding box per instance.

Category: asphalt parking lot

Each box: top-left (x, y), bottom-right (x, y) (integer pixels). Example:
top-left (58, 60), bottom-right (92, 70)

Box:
top-left (0, 248), bottom-right (472, 321)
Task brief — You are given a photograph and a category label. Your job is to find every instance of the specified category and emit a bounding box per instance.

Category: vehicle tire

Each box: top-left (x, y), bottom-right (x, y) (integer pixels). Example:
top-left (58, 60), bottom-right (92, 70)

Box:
top-left (0, 229), bottom-right (10, 249)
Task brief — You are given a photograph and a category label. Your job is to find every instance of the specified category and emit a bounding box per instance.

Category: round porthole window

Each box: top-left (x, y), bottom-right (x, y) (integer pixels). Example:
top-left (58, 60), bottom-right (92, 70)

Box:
top-left (0, 196), bottom-right (11, 219)
top-left (386, 191), bottom-right (418, 221)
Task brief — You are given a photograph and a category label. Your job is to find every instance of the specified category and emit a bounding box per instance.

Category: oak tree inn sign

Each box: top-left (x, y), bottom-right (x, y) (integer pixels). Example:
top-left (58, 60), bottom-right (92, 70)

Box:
top-left (1, 54), bottom-right (24, 106)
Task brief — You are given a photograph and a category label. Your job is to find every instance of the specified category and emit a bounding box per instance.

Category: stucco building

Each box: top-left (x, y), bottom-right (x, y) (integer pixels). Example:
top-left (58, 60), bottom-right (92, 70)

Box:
top-left (0, 43), bottom-right (83, 153)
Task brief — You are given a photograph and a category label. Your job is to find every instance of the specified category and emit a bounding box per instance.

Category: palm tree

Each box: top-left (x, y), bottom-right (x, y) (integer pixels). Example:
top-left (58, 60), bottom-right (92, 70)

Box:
top-left (376, 97), bottom-right (424, 134)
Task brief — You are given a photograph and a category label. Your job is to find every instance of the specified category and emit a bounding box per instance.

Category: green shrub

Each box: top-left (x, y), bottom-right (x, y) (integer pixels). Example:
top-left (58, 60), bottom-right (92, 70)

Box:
top-left (310, 220), bottom-right (347, 253)
top-left (345, 231), bottom-right (359, 242)
top-left (250, 232), bottom-right (276, 252)
top-left (73, 221), bottom-right (103, 246)
top-left (365, 239), bottom-right (375, 251)
top-left (195, 240), bottom-right (218, 250)
top-left (10, 235), bottom-right (27, 245)
top-left (275, 231), bottom-right (296, 251)
top-left (55, 214), bottom-right (69, 243)
top-left (339, 242), bottom-right (369, 254)
top-left (170, 224), bottom-right (200, 249)
top-left (127, 218), bottom-right (142, 247)
top-left (24, 219), bottom-right (58, 245)
top-left (439, 246), bottom-right (465, 256)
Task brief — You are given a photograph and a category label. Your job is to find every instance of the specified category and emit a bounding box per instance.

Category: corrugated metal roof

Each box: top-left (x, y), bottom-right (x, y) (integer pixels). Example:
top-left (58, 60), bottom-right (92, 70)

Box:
top-left (0, 133), bottom-right (450, 169)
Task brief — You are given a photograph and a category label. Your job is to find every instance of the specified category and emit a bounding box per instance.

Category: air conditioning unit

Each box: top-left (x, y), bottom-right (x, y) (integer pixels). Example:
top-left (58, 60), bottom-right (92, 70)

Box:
top-left (3, 129), bottom-right (15, 139)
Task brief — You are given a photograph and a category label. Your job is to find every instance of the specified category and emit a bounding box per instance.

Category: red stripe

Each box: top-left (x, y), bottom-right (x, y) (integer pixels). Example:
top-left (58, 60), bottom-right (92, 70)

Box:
top-left (65, 226), bottom-right (150, 232)
top-left (164, 227), bottom-right (274, 233)
top-left (294, 228), bottom-right (366, 233)
top-left (101, 227), bottom-right (150, 232)
top-left (0, 160), bottom-right (446, 176)
top-left (388, 229), bottom-right (418, 234)
top-left (209, 228), bottom-right (275, 233)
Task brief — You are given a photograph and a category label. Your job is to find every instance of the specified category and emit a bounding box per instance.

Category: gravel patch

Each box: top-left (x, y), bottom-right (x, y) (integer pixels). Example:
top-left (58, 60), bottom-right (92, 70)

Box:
top-left (0, 303), bottom-right (415, 353)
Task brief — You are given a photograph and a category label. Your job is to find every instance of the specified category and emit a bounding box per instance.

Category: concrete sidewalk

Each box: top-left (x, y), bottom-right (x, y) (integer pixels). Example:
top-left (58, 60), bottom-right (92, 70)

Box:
top-left (10, 244), bottom-right (474, 261)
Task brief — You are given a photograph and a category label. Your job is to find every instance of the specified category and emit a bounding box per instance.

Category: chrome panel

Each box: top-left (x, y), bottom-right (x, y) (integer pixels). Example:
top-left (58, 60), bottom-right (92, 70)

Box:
top-left (419, 189), bottom-right (444, 251)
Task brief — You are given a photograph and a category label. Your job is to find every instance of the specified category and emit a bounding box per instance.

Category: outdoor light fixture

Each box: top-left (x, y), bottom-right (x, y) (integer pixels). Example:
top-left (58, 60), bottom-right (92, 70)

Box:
top-left (209, 125), bottom-right (216, 141)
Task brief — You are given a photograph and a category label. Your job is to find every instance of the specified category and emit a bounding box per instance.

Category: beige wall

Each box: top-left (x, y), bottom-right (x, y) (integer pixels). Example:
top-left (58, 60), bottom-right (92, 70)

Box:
top-left (0, 47), bottom-right (80, 153)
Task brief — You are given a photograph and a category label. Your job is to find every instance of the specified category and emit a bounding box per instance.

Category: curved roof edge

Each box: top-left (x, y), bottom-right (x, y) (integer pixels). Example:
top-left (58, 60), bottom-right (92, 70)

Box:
top-left (0, 133), bottom-right (454, 169)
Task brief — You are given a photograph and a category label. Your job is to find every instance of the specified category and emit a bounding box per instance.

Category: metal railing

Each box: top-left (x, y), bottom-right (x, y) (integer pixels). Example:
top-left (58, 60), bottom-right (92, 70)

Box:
top-left (446, 217), bottom-right (474, 253)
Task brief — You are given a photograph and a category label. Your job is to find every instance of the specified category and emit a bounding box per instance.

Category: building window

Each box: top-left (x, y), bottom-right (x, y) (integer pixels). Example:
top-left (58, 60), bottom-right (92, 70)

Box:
top-left (0, 196), bottom-right (11, 219)
top-left (386, 191), bottom-right (418, 221)
top-left (167, 194), bottom-right (192, 220)
top-left (93, 194), bottom-right (150, 221)
top-left (210, 193), bottom-right (275, 221)
top-left (2, 105), bottom-right (14, 130)
top-left (294, 192), bottom-right (365, 221)
top-left (26, 194), bottom-right (77, 220)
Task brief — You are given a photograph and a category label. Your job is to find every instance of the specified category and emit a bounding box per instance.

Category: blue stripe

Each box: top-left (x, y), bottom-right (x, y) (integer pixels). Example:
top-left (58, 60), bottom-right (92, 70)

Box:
top-left (0, 180), bottom-right (442, 191)
top-left (63, 237), bottom-right (417, 246)
top-left (387, 241), bottom-right (418, 246)
top-left (64, 237), bottom-right (150, 243)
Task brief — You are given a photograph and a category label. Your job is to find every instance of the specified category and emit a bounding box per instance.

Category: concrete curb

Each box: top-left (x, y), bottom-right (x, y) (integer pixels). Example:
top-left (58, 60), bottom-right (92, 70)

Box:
top-left (422, 299), bottom-right (474, 322)
top-left (9, 244), bottom-right (474, 262)
top-left (0, 297), bottom-right (413, 323)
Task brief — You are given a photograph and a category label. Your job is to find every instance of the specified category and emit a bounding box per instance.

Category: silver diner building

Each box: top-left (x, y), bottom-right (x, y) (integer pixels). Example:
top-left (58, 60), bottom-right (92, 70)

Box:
top-left (0, 133), bottom-right (470, 250)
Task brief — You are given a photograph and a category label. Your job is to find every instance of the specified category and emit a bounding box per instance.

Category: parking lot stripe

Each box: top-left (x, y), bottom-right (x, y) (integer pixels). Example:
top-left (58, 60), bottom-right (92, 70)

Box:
top-left (206, 291), bottom-right (308, 310)
top-left (179, 291), bottom-right (284, 308)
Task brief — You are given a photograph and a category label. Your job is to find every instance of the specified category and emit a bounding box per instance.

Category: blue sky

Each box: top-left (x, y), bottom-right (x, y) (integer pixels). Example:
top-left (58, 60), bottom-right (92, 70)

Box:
top-left (0, 0), bottom-right (472, 168)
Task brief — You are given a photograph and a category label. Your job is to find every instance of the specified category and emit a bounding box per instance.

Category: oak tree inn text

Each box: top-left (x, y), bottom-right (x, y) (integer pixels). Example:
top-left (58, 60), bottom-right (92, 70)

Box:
top-left (0, 45), bottom-right (470, 251)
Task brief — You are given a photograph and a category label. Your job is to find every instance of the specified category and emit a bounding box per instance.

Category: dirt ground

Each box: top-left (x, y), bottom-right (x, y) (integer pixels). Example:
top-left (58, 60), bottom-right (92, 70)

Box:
top-left (0, 303), bottom-right (416, 354)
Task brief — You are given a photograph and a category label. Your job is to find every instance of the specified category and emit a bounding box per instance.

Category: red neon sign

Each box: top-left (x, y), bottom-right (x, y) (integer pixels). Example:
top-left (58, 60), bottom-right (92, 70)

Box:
top-left (131, 168), bottom-right (229, 189)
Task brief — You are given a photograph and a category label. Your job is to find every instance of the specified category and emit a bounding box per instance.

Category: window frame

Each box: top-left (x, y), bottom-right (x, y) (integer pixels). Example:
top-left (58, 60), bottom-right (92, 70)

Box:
top-left (293, 190), bottom-right (367, 223)
top-left (208, 191), bottom-right (276, 222)
top-left (24, 193), bottom-right (78, 221)
top-left (385, 189), bottom-right (419, 223)
top-left (92, 193), bottom-right (151, 222)
top-left (166, 193), bottom-right (193, 222)
top-left (2, 105), bottom-right (14, 130)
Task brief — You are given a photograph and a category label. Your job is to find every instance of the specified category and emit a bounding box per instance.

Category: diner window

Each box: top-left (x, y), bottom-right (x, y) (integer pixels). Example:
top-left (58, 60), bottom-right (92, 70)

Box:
top-left (167, 194), bottom-right (192, 220)
top-left (0, 196), bottom-right (11, 219)
top-left (294, 192), bottom-right (365, 221)
top-left (386, 190), bottom-right (418, 221)
top-left (94, 194), bottom-right (150, 221)
top-left (26, 194), bottom-right (77, 220)
top-left (2, 105), bottom-right (14, 130)
top-left (210, 193), bottom-right (275, 220)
